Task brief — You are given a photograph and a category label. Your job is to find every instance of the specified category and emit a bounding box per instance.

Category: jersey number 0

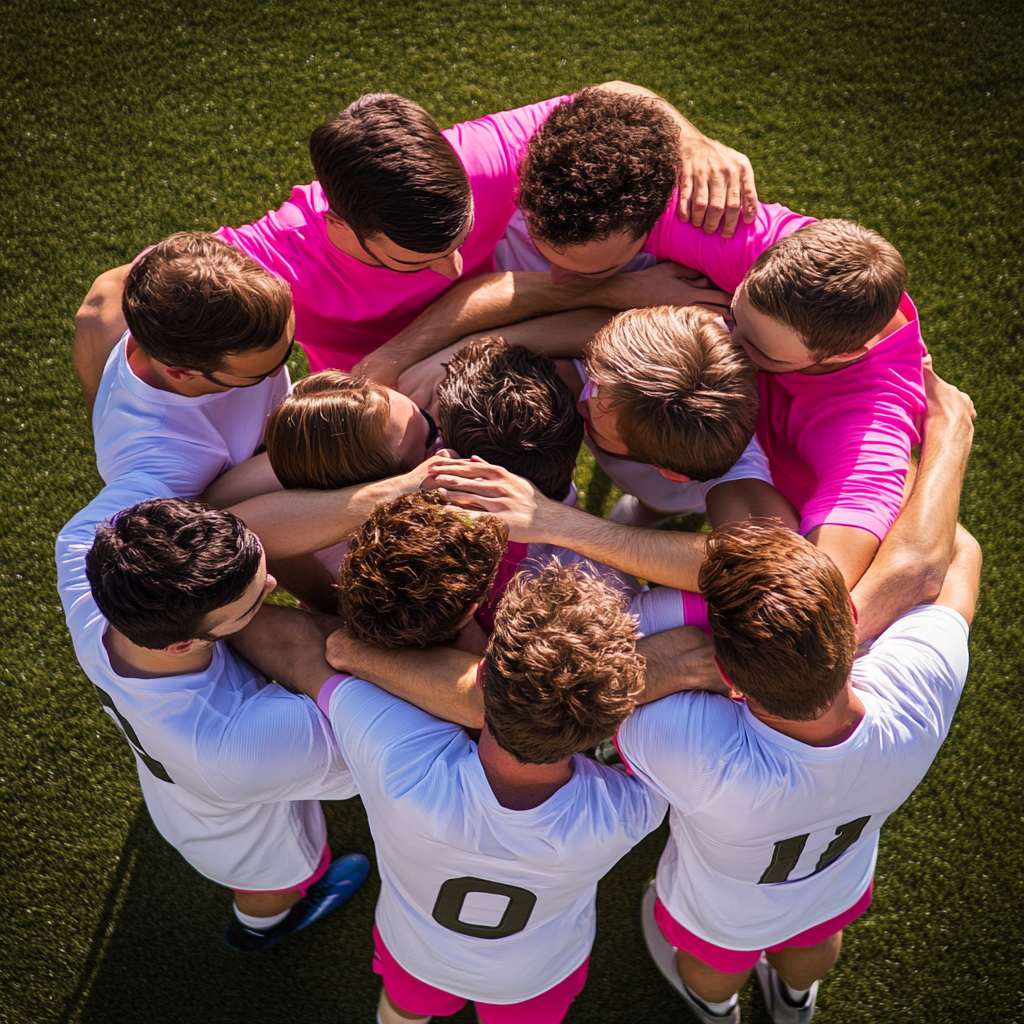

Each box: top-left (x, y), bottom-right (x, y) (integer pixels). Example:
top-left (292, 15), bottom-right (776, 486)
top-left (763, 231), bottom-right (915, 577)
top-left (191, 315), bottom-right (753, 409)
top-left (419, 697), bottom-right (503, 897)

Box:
top-left (432, 876), bottom-right (538, 939)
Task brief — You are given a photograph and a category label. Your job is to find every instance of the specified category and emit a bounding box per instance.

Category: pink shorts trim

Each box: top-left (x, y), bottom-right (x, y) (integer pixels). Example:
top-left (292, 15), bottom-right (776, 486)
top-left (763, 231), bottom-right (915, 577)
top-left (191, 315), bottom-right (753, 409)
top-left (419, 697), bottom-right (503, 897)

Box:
top-left (372, 923), bottom-right (589, 1023)
top-left (654, 881), bottom-right (873, 974)
top-left (231, 843), bottom-right (331, 899)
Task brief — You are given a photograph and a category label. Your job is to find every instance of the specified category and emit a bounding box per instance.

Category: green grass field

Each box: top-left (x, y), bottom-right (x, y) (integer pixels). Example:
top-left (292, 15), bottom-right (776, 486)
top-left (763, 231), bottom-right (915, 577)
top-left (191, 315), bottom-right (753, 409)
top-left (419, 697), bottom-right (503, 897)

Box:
top-left (1, 1), bottom-right (1021, 1021)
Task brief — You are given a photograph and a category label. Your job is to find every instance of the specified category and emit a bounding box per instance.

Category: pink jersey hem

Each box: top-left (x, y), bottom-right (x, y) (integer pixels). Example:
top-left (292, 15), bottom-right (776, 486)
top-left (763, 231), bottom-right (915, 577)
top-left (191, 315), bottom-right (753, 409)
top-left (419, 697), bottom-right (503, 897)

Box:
top-left (654, 881), bottom-right (873, 973)
top-left (372, 923), bottom-right (589, 1023)
top-left (231, 843), bottom-right (331, 898)
top-left (681, 590), bottom-right (711, 634)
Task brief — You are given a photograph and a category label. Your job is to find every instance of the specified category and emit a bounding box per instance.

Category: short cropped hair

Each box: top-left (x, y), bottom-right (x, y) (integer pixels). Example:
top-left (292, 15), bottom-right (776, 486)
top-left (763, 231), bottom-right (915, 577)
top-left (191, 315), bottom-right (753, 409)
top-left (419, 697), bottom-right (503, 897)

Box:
top-left (122, 233), bottom-right (293, 373)
top-left (309, 93), bottom-right (471, 253)
top-left (743, 220), bottom-right (907, 358)
top-left (586, 306), bottom-right (758, 480)
top-left (518, 88), bottom-right (681, 249)
top-left (483, 564), bottom-right (645, 764)
top-left (699, 521), bottom-right (857, 721)
top-left (337, 492), bottom-right (508, 649)
top-left (85, 499), bottom-right (263, 650)
top-left (437, 337), bottom-right (584, 501)
top-left (264, 371), bottom-right (404, 490)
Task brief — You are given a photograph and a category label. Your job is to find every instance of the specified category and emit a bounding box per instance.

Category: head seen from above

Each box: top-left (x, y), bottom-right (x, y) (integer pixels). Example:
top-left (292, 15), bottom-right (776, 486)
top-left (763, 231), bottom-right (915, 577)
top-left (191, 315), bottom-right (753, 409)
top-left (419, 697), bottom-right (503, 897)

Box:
top-left (121, 233), bottom-right (295, 389)
top-left (85, 499), bottom-right (271, 652)
top-left (518, 88), bottom-right (681, 283)
top-left (583, 305), bottom-right (758, 482)
top-left (699, 521), bottom-right (858, 721)
top-left (482, 564), bottom-right (645, 765)
top-left (729, 219), bottom-right (907, 373)
top-left (337, 491), bottom-right (508, 650)
top-left (437, 336), bottom-right (584, 502)
top-left (310, 93), bottom-right (473, 279)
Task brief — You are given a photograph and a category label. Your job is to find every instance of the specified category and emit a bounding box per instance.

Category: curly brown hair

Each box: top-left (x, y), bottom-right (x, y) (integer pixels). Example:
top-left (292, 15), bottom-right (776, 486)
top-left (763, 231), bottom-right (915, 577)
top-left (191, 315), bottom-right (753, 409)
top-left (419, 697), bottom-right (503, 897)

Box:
top-left (337, 491), bottom-right (508, 649)
top-left (518, 88), bottom-right (681, 249)
top-left (743, 220), bottom-right (907, 359)
top-left (586, 306), bottom-right (758, 480)
top-left (264, 371), bottom-right (405, 489)
top-left (437, 337), bottom-right (584, 501)
top-left (483, 564), bottom-right (645, 764)
top-left (699, 521), bottom-right (857, 721)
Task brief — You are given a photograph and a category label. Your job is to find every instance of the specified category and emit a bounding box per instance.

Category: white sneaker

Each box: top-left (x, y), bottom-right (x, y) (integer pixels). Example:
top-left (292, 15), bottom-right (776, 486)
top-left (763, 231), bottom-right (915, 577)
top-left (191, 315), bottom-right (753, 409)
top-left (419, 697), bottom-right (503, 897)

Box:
top-left (641, 882), bottom-right (741, 1023)
top-left (754, 955), bottom-right (818, 1023)
top-left (608, 494), bottom-right (684, 529)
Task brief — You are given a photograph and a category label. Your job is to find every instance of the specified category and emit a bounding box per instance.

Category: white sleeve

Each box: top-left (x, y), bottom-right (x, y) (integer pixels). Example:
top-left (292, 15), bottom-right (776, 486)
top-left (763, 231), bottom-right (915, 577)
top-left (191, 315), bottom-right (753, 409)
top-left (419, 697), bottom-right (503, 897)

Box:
top-left (629, 587), bottom-right (709, 637)
top-left (696, 433), bottom-right (774, 503)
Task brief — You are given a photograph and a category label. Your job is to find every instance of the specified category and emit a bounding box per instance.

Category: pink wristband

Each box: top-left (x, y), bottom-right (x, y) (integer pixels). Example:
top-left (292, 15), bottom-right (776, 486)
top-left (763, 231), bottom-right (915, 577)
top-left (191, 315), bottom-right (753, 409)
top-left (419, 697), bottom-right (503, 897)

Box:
top-left (316, 673), bottom-right (352, 717)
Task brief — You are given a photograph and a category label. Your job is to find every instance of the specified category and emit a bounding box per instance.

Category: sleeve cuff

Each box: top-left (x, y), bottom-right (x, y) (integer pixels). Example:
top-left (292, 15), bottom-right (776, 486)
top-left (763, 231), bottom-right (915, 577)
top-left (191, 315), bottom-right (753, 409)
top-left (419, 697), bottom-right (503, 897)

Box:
top-left (316, 673), bottom-right (352, 718)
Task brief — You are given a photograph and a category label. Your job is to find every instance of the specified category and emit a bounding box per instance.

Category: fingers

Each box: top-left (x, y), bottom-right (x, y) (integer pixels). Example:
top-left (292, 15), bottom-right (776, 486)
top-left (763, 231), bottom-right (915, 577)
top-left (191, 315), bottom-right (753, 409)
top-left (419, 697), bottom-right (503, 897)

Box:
top-left (689, 165), bottom-right (710, 230)
top-left (740, 157), bottom-right (759, 224)
top-left (702, 167), bottom-right (728, 235)
top-left (677, 170), bottom-right (694, 223)
top-left (720, 167), bottom-right (743, 238)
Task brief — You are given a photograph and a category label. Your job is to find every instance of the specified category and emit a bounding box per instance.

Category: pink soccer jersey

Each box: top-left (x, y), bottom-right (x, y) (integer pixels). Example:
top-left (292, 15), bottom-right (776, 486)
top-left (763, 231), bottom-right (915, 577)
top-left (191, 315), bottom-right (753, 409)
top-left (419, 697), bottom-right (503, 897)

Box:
top-left (216, 98), bottom-right (566, 374)
top-left (645, 199), bottom-right (925, 540)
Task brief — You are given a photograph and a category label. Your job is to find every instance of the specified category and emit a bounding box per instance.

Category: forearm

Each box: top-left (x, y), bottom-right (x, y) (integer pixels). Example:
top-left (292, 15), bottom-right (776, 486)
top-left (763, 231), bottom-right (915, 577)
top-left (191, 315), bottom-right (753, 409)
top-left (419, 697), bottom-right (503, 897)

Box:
top-left (201, 453), bottom-right (283, 508)
top-left (597, 80), bottom-right (701, 142)
top-left (636, 626), bottom-right (721, 703)
top-left (329, 638), bottom-right (484, 729)
top-left (851, 430), bottom-right (972, 641)
top-left (705, 479), bottom-right (800, 531)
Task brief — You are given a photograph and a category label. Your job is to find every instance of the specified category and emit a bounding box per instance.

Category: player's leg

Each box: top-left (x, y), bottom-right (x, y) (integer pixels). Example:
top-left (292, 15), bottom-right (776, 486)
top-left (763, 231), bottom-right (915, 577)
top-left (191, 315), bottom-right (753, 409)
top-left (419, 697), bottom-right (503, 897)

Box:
top-left (766, 931), bottom-right (842, 991)
top-left (372, 923), bottom-right (464, 1024)
top-left (676, 948), bottom-right (752, 1003)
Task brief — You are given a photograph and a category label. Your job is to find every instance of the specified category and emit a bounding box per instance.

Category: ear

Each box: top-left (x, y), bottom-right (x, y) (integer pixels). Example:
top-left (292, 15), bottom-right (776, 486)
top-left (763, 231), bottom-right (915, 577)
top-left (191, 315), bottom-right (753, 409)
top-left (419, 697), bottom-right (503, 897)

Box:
top-left (457, 602), bottom-right (480, 629)
top-left (713, 655), bottom-right (744, 700)
top-left (475, 658), bottom-right (486, 690)
top-left (655, 467), bottom-right (692, 483)
top-left (163, 366), bottom-right (200, 381)
top-left (164, 638), bottom-right (202, 655)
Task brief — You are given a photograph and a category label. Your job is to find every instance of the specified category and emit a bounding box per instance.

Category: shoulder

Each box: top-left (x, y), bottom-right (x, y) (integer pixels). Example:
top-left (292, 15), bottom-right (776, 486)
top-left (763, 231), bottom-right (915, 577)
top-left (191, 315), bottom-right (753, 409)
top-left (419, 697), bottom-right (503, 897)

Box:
top-left (443, 96), bottom-right (568, 172)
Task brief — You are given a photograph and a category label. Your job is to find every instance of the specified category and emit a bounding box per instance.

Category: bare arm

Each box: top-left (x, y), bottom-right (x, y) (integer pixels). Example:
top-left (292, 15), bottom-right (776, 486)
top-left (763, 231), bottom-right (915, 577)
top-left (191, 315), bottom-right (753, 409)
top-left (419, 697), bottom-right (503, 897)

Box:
top-left (227, 604), bottom-right (336, 700)
top-left (850, 365), bottom-right (976, 641)
top-left (73, 263), bottom-right (131, 420)
top-left (704, 479), bottom-right (800, 532)
top-left (596, 80), bottom-right (758, 236)
top-left (929, 524), bottom-right (981, 626)
top-left (806, 523), bottom-right (880, 591)
top-left (426, 458), bottom-right (707, 591)
top-left (201, 452), bottom-right (284, 508)
top-left (325, 628), bottom-right (484, 729)
top-left (636, 626), bottom-right (725, 703)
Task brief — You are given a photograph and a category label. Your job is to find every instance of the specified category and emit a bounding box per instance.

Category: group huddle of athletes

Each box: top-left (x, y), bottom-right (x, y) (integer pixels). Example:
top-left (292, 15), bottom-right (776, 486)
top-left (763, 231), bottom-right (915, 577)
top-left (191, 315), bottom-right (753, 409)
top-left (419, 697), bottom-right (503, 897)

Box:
top-left (60, 82), bottom-right (979, 1024)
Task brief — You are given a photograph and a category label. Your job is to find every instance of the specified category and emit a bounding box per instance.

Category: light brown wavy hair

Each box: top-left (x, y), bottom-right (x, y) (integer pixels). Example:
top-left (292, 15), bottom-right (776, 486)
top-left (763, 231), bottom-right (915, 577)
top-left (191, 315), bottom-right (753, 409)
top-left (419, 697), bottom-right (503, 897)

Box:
top-left (264, 371), bottom-right (404, 489)
top-left (699, 520), bottom-right (857, 721)
top-left (483, 564), bottom-right (645, 764)
top-left (337, 491), bottom-right (508, 648)
top-left (586, 305), bottom-right (758, 480)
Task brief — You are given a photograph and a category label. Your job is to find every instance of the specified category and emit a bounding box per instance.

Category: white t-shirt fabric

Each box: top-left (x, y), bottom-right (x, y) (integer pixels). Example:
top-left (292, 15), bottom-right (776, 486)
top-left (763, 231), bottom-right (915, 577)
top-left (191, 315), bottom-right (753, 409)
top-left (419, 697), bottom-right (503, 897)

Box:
top-left (573, 360), bottom-right (773, 514)
top-left (324, 676), bottom-right (666, 1003)
top-left (493, 207), bottom-right (661, 275)
top-left (616, 605), bottom-right (970, 950)
top-left (56, 476), bottom-right (357, 890)
top-left (93, 331), bottom-right (290, 498)
top-left (628, 585), bottom-right (709, 637)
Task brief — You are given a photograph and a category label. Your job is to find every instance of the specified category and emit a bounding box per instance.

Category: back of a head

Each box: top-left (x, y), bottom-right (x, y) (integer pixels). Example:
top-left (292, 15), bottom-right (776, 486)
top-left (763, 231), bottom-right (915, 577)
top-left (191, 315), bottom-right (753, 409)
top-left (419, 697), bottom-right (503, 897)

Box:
top-left (437, 337), bottom-right (584, 501)
top-left (698, 521), bottom-right (857, 721)
top-left (309, 93), bottom-right (471, 253)
top-left (337, 491), bottom-right (508, 649)
top-left (483, 564), bottom-right (645, 764)
top-left (122, 232), bottom-right (293, 373)
top-left (265, 370), bottom-right (404, 490)
top-left (587, 305), bottom-right (758, 480)
top-left (85, 498), bottom-right (263, 649)
top-left (743, 219), bottom-right (907, 358)
top-left (518, 88), bottom-right (681, 249)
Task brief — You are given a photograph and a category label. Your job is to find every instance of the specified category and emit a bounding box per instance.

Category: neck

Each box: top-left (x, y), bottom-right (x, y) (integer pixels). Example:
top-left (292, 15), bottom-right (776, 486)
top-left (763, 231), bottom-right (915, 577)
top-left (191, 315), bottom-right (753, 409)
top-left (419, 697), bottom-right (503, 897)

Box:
top-left (477, 725), bottom-right (573, 810)
top-left (125, 335), bottom-right (218, 397)
top-left (747, 684), bottom-right (865, 747)
top-left (103, 626), bottom-right (215, 680)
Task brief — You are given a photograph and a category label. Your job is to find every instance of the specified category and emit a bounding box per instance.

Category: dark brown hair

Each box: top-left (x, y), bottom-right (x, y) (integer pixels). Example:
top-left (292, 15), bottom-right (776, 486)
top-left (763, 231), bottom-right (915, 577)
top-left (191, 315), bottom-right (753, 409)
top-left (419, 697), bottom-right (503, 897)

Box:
top-left (437, 337), bottom-right (584, 501)
top-left (518, 88), bottom-right (681, 249)
top-left (586, 306), bottom-right (758, 480)
top-left (337, 492), bottom-right (508, 649)
top-left (699, 521), bottom-right (857, 721)
top-left (264, 371), bottom-right (405, 489)
top-left (85, 498), bottom-right (263, 650)
top-left (483, 564), bottom-right (645, 764)
top-left (309, 93), bottom-right (471, 253)
top-left (743, 219), bottom-right (907, 358)
top-left (122, 233), bottom-right (293, 373)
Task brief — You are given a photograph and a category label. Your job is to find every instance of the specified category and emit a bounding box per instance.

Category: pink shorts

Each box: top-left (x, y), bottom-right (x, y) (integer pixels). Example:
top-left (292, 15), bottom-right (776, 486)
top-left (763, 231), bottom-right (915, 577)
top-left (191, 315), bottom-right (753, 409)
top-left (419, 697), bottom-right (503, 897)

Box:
top-left (231, 844), bottom-right (331, 899)
top-left (372, 924), bottom-right (589, 1024)
top-left (655, 881), bottom-right (873, 974)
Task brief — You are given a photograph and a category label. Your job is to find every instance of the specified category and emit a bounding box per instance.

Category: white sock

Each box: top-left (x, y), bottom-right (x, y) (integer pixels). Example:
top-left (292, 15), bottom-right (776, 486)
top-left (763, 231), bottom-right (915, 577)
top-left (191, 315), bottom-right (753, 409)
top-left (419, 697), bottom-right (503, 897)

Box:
top-left (377, 988), bottom-right (431, 1024)
top-left (684, 982), bottom-right (738, 1015)
top-left (233, 905), bottom-right (290, 931)
top-left (781, 979), bottom-right (811, 1006)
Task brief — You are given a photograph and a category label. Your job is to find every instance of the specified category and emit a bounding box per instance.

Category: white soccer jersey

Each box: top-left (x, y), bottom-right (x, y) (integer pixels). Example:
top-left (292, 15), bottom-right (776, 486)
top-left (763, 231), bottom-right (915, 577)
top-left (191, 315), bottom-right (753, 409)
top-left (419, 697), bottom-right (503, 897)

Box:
top-left (56, 477), bottom-right (357, 891)
top-left (573, 360), bottom-right (773, 514)
top-left (322, 676), bottom-right (666, 1002)
top-left (628, 585), bottom-right (710, 637)
top-left (93, 331), bottom-right (290, 498)
top-left (616, 605), bottom-right (970, 949)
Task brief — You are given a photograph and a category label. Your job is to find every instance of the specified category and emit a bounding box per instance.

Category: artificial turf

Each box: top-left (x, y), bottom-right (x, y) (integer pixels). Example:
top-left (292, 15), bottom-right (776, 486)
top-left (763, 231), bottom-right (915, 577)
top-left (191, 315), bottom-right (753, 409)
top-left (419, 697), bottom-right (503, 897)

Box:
top-left (1, 0), bottom-right (1021, 1021)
